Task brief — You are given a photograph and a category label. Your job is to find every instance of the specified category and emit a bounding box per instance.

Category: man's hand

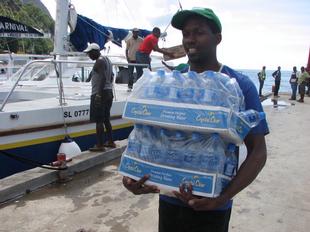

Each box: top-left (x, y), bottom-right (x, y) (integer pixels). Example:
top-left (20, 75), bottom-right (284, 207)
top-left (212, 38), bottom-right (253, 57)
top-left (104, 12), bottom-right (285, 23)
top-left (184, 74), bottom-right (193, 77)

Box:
top-left (122, 175), bottom-right (160, 195)
top-left (173, 183), bottom-right (227, 211)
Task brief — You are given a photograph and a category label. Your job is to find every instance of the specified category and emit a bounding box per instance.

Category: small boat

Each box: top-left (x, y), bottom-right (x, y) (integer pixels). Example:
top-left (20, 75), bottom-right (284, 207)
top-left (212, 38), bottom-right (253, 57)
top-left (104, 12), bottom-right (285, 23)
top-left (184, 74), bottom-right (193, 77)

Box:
top-left (0, 0), bottom-right (165, 179)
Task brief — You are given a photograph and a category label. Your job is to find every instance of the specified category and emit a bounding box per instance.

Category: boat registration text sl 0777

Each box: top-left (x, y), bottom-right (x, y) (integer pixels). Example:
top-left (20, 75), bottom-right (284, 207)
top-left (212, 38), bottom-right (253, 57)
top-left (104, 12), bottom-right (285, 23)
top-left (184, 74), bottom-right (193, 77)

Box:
top-left (63, 109), bottom-right (89, 118)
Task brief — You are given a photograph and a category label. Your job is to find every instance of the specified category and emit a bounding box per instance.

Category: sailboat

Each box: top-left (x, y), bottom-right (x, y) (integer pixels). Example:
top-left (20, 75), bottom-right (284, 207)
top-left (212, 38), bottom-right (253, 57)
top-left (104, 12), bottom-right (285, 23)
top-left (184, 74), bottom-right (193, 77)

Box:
top-left (0, 0), bottom-right (167, 179)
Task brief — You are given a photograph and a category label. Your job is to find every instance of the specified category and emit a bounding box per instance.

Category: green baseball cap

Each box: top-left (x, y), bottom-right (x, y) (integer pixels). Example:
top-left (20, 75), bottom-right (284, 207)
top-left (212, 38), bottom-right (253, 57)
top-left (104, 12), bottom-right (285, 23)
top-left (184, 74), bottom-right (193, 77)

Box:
top-left (171, 7), bottom-right (222, 33)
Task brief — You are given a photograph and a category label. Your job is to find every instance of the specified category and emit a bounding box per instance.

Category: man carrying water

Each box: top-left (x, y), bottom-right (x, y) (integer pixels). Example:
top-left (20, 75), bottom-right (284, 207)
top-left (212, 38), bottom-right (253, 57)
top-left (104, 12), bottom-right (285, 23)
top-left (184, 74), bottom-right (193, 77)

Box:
top-left (123, 7), bottom-right (268, 232)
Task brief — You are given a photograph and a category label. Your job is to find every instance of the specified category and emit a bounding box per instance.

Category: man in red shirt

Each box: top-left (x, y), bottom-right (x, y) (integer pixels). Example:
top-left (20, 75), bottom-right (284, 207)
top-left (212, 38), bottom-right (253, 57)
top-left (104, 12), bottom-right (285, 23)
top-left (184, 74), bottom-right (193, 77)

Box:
top-left (135, 27), bottom-right (173, 80)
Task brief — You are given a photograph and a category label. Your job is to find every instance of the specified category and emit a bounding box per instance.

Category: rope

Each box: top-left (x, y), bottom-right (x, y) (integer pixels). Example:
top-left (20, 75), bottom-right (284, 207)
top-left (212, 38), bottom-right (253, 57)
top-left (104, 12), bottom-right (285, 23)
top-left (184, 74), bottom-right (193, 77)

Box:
top-left (53, 61), bottom-right (69, 136)
top-left (0, 150), bottom-right (67, 170)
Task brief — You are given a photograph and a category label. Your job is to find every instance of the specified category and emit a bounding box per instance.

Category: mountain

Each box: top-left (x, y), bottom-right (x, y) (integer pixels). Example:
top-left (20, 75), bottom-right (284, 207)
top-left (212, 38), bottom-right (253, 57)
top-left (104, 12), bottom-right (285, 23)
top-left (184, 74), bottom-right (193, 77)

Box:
top-left (21, 0), bottom-right (52, 18)
top-left (0, 0), bottom-right (54, 54)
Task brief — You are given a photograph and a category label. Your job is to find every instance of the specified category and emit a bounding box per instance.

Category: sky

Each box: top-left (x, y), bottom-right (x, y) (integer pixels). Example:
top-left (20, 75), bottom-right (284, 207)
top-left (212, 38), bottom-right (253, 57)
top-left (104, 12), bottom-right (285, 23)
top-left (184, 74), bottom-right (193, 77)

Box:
top-left (41, 0), bottom-right (310, 71)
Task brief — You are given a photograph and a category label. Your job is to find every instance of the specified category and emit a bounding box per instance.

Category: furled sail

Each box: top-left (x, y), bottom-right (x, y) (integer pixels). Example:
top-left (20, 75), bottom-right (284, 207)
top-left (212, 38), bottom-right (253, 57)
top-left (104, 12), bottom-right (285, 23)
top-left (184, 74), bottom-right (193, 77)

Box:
top-left (69, 14), bottom-right (152, 52)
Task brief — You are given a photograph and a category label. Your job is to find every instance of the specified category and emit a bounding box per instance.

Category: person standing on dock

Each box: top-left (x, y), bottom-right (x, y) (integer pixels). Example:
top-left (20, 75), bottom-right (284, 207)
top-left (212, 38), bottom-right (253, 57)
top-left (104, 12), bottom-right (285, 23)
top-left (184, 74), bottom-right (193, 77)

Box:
top-left (272, 66), bottom-right (281, 97)
top-left (289, 66), bottom-right (298, 100)
top-left (257, 66), bottom-right (266, 96)
top-left (126, 28), bottom-right (143, 92)
top-left (123, 7), bottom-right (269, 232)
top-left (84, 43), bottom-right (116, 151)
top-left (297, 66), bottom-right (310, 103)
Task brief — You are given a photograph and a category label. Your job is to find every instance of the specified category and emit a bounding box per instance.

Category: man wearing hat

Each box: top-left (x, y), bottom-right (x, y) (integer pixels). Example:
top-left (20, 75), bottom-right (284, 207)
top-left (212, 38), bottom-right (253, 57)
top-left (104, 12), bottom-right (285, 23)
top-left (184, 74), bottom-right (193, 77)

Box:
top-left (84, 42), bottom-right (116, 151)
top-left (123, 7), bottom-right (269, 232)
top-left (126, 28), bottom-right (143, 91)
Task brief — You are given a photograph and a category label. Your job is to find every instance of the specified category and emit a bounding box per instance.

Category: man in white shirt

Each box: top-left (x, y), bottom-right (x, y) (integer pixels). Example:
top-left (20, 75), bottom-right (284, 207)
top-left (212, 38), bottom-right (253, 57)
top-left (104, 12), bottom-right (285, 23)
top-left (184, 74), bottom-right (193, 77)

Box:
top-left (126, 28), bottom-right (143, 91)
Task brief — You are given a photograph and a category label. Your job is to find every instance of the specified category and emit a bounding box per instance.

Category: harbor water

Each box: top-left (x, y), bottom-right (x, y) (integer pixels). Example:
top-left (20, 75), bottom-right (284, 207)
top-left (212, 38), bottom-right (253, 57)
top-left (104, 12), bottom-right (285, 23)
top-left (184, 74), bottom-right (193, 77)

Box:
top-left (239, 69), bottom-right (292, 94)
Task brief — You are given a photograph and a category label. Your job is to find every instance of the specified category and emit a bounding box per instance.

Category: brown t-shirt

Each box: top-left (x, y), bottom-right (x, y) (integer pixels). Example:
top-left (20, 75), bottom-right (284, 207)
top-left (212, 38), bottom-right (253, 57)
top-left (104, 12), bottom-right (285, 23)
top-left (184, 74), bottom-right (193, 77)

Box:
top-left (126, 36), bottom-right (143, 61)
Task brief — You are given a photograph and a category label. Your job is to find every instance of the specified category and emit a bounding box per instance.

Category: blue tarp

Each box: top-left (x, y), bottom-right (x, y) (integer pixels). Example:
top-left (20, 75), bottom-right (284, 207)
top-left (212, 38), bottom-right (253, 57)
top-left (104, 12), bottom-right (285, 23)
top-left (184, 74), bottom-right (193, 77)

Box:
top-left (70, 14), bottom-right (152, 52)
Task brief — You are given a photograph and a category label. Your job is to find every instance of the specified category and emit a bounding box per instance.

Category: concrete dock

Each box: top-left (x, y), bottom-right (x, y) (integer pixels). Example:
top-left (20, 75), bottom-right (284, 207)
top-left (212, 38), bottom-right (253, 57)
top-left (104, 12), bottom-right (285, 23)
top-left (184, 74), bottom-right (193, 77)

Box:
top-left (0, 94), bottom-right (309, 232)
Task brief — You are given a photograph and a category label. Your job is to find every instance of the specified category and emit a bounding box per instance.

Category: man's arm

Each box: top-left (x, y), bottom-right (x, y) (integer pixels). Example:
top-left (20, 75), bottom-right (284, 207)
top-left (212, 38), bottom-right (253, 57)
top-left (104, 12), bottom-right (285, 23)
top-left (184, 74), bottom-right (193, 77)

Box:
top-left (174, 133), bottom-right (267, 211)
top-left (125, 41), bottom-right (130, 62)
top-left (272, 71), bottom-right (277, 78)
top-left (153, 43), bottom-right (174, 57)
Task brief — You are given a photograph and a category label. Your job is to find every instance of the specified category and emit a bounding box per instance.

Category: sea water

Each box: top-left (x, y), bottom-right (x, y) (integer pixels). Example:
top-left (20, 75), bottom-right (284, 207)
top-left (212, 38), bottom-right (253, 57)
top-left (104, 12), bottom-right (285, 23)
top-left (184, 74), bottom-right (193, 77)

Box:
top-left (239, 69), bottom-right (292, 94)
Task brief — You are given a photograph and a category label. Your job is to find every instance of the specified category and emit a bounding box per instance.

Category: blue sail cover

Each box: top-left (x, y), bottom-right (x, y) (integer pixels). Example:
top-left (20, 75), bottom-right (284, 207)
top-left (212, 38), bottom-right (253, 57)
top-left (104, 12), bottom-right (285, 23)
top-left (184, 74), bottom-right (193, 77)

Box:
top-left (70, 14), bottom-right (152, 52)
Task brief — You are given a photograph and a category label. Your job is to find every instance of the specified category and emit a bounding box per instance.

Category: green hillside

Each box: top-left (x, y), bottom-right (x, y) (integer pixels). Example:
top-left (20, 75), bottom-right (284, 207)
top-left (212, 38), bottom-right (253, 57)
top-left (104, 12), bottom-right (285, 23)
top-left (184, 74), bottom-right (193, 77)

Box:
top-left (0, 0), bottom-right (54, 54)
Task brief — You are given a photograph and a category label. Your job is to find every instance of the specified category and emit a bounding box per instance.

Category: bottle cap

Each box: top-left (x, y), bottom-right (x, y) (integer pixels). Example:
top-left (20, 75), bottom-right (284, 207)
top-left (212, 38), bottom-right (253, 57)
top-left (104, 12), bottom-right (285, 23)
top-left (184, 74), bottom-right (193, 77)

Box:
top-left (204, 70), bottom-right (216, 78)
top-left (160, 128), bottom-right (169, 136)
top-left (259, 112), bottom-right (265, 120)
top-left (192, 132), bottom-right (202, 140)
top-left (175, 131), bottom-right (185, 139)
top-left (188, 71), bottom-right (198, 79)
top-left (156, 69), bottom-right (165, 78)
top-left (227, 143), bottom-right (236, 152)
top-left (211, 133), bottom-right (220, 138)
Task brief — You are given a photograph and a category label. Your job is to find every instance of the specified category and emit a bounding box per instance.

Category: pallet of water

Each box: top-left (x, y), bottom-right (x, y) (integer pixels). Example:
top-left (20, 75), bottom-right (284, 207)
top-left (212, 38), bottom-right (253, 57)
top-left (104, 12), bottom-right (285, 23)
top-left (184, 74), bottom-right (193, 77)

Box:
top-left (119, 126), bottom-right (239, 197)
top-left (123, 69), bottom-right (265, 144)
top-left (120, 70), bottom-right (265, 197)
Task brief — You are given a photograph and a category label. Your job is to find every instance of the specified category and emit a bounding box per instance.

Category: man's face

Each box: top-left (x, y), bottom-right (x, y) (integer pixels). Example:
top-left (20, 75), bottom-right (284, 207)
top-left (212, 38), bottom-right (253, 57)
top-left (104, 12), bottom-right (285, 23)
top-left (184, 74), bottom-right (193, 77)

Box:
top-left (132, 31), bottom-right (139, 39)
top-left (87, 50), bottom-right (99, 60)
top-left (153, 30), bottom-right (161, 38)
top-left (182, 16), bottom-right (221, 64)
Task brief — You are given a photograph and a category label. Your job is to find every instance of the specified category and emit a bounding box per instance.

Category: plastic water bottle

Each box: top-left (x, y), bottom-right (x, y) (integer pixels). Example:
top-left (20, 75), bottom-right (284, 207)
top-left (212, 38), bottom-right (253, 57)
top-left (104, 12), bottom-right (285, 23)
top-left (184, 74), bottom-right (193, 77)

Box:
top-left (214, 177), bottom-right (231, 196)
top-left (139, 125), bottom-right (155, 162)
top-left (182, 132), bottom-right (204, 170)
top-left (148, 126), bottom-right (165, 163)
top-left (152, 128), bottom-right (170, 165)
top-left (178, 71), bottom-right (197, 103)
top-left (199, 133), bottom-right (226, 173)
top-left (126, 124), bottom-right (143, 158)
top-left (144, 70), bottom-right (164, 99)
top-left (159, 71), bottom-right (178, 102)
top-left (238, 109), bottom-right (265, 128)
top-left (223, 78), bottom-right (244, 111)
top-left (224, 143), bottom-right (238, 177)
top-left (164, 70), bottom-right (185, 102)
top-left (165, 130), bottom-right (187, 168)
top-left (153, 69), bottom-right (169, 100)
top-left (199, 71), bottom-right (220, 106)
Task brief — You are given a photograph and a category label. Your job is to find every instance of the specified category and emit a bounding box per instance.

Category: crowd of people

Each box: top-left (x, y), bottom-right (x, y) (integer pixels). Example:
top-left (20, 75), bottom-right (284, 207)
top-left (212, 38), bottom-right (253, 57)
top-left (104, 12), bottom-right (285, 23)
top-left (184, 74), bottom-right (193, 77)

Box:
top-left (258, 65), bottom-right (310, 103)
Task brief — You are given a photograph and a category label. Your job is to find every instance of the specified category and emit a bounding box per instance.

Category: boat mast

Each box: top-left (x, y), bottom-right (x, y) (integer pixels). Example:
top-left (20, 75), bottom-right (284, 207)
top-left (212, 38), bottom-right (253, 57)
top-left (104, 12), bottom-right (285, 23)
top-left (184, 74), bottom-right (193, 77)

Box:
top-left (53, 0), bottom-right (70, 56)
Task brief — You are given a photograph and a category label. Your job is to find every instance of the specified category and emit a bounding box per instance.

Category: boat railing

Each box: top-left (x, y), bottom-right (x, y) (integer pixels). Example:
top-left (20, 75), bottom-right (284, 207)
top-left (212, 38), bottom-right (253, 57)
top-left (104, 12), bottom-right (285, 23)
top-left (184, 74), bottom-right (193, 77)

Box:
top-left (0, 58), bottom-right (149, 111)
